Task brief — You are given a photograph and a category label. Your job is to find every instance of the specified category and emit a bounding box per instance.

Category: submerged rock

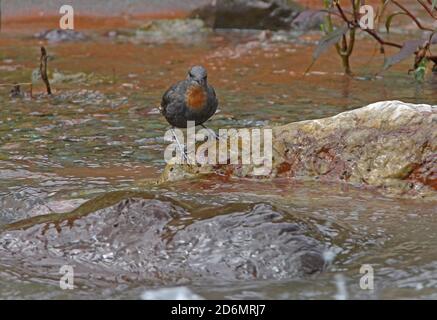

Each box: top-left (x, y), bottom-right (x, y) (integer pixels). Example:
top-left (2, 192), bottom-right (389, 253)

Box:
top-left (190, 0), bottom-right (302, 30)
top-left (0, 192), bottom-right (326, 286)
top-left (50, 71), bottom-right (90, 84)
top-left (292, 9), bottom-right (326, 30)
top-left (135, 19), bottom-right (209, 43)
top-left (161, 101), bottom-right (437, 198)
top-left (34, 29), bottom-right (87, 42)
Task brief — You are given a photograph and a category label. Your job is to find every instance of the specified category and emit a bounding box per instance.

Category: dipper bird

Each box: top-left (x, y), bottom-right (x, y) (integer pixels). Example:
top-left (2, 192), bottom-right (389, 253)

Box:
top-left (160, 65), bottom-right (219, 160)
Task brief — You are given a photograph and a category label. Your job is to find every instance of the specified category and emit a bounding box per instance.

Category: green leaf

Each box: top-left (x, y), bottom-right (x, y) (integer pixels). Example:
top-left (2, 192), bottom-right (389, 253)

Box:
top-left (320, 23), bottom-right (326, 33)
top-left (305, 25), bottom-right (349, 74)
top-left (376, 0), bottom-right (390, 27)
top-left (383, 39), bottom-right (423, 70)
top-left (313, 26), bottom-right (348, 60)
top-left (414, 58), bottom-right (428, 83)
top-left (385, 12), bottom-right (407, 34)
top-left (323, 0), bottom-right (334, 7)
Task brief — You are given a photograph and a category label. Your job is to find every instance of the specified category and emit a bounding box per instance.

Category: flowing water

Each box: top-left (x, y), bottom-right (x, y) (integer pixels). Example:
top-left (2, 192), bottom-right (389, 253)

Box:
top-left (0, 13), bottom-right (436, 299)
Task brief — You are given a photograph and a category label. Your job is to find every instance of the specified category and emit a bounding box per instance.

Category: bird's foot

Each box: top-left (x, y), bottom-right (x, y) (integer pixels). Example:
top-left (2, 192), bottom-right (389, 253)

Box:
top-left (201, 124), bottom-right (223, 141)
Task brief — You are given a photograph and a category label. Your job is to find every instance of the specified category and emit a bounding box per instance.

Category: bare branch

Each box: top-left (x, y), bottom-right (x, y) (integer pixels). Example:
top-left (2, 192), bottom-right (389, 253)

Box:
top-left (417, 0), bottom-right (437, 19)
top-left (363, 29), bottom-right (403, 49)
top-left (391, 0), bottom-right (434, 31)
top-left (40, 46), bottom-right (52, 95)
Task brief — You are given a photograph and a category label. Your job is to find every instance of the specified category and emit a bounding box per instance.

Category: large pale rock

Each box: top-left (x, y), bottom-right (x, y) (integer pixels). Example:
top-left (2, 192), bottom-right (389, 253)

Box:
top-left (161, 101), bottom-right (437, 197)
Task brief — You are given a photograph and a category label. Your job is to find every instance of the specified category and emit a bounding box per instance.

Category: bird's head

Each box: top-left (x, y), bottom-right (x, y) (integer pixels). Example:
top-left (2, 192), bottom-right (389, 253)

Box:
top-left (187, 65), bottom-right (208, 87)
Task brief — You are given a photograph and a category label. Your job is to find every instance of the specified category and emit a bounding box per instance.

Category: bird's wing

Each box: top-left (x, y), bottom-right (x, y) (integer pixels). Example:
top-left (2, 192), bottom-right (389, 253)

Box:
top-left (210, 85), bottom-right (218, 106)
top-left (209, 85), bottom-right (218, 101)
top-left (160, 82), bottom-right (183, 115)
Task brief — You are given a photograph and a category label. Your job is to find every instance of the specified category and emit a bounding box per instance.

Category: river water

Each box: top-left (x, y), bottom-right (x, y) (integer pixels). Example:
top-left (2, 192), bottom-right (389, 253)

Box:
top-left (0, 12), bottom-right (436, 299)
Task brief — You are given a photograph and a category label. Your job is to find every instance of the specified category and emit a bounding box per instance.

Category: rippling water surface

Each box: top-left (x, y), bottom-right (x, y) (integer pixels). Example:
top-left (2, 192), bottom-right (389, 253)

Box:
top-left (0, 14), bottom-right (436, 299)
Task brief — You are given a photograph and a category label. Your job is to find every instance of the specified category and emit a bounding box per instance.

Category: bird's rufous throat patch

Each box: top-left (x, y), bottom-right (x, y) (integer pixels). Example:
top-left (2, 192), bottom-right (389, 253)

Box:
top-left (186, 85), bottom-right (207, 110)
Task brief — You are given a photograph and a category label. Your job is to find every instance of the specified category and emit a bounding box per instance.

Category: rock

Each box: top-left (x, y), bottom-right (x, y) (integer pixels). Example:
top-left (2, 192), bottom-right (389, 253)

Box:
top-left (190, 0), bottom-right (303, 30)
top-left (292, 9), bottom-right (326, 30)
top-left (135, 19), bottom-right (209, 43)
top-left (161, 101), bottom-right (437, 198)
top-left (0, 191), bottom-right (327, 285)
top-left (50, 71), bottom-right (90, 84)
top-left (34, 29), bottom-right (87, 42)
top-left (0, 189), bottom-right (50, 224)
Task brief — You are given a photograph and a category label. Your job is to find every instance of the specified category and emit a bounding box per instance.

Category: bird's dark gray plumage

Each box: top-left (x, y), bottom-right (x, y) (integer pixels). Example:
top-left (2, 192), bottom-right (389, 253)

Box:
top-left (161, 65), bottom-right (218, 128)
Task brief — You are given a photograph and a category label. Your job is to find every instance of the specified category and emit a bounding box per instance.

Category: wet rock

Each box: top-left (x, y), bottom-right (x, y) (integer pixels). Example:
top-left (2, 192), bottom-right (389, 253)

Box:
top-left (169, 202), bottom-right (325, 280)
top-left (50, 71), bottom-right (90, 84)
top-left (161, 101), bottom-right (437, 198)
top-left (190, 0), bottom-right (303, 30)
top-left (0, 192), bottom-right (326, 286)
top-left (34, 29), bottom-right (87, 42)
top-left (292, 9), bottom-right (326, 30)
top-left (0, 189), bottom-right (84, 226)
top-left (48, 89), bottom-right (127, 108)
top-left (0, 189), bottom-right (50, 224)
top-left (135, 19), bottom-right (209, 43)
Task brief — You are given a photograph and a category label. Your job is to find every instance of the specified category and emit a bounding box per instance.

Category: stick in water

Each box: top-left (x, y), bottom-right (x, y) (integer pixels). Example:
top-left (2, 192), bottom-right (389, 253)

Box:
top-left (40, 46), bottom-right (52, 95)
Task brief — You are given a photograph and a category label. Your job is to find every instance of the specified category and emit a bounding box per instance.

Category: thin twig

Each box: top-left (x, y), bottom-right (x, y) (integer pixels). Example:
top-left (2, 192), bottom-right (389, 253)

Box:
top-left (40, 46), bottom-right (52, 95)
top-left (335, 1), bottom-right (353, 27)
top-left (391, 0), bottom-right (434, 31)
top-left (362, 29), bottom-right (403, 49)
top-left (417, 0), bottom-right (437, 19)
top-left (334, 1), bottom-right (403, 49)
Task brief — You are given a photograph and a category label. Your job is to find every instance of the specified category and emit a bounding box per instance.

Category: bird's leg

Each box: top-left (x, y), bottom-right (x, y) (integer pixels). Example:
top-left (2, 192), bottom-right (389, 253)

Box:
top-left (171, 127), bottom-right (189, 164)
top-left (201, 124), bottom-right (221, 141)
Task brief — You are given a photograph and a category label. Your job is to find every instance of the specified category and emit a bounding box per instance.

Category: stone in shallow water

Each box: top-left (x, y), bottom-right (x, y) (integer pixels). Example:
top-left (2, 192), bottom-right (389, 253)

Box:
top-left (135, 19), bottom-right (209, 44)
top-left (0, 193), bottom-right (327, 286)
top-left (190, 0), bottom-right (302, 30)
top-left (161, 101), bottom-right (437, 198)
top-left (34, 29), bottom-right (88, 42)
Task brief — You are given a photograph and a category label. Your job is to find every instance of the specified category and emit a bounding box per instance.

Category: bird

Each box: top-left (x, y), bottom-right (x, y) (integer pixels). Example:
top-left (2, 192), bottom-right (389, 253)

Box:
top-left (160, 65), bottom-right (219, 161)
